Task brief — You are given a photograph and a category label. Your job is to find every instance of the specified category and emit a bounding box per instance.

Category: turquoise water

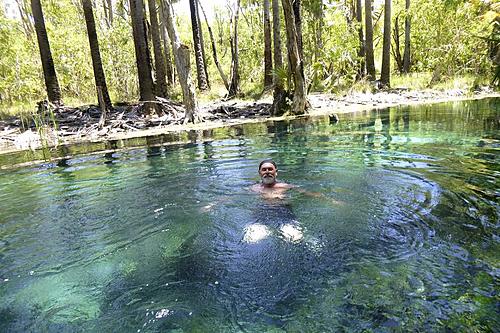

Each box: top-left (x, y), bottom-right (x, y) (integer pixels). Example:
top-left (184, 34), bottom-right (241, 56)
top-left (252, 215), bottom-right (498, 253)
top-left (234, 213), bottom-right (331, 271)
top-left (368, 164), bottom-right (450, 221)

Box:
top-left (0, 99), bottom-right (498, 332)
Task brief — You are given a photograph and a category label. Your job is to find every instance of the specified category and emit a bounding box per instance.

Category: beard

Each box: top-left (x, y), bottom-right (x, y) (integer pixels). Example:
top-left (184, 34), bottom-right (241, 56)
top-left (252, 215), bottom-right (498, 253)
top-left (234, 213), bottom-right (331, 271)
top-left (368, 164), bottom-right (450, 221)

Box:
top-left (261, 174), bottom-right (276, 185)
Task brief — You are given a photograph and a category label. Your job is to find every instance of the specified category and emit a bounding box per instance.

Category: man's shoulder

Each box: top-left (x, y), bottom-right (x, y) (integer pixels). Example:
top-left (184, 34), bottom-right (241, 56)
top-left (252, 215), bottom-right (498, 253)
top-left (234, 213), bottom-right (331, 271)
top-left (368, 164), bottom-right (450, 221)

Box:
top-left (274, 182), bottom-right (295, 189)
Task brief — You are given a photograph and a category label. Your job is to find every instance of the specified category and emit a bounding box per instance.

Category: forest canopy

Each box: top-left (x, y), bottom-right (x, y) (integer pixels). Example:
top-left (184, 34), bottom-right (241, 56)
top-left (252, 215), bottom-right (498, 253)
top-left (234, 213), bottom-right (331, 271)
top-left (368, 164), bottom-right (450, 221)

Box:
top-left (0, 0), bottom-right (498, 116)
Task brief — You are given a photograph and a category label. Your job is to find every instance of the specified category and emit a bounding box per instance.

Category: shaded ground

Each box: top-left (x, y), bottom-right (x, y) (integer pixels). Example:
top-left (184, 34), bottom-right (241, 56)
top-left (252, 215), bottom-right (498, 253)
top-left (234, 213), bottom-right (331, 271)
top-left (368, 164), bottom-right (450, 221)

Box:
top-left (0, 88), bottom-right (498, 154)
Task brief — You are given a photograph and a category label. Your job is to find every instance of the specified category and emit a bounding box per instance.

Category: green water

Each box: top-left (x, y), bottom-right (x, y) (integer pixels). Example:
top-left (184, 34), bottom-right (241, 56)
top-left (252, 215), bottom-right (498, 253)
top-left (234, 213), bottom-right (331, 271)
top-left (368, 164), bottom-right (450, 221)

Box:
top-left (0, 99), bottom-right (498, 332)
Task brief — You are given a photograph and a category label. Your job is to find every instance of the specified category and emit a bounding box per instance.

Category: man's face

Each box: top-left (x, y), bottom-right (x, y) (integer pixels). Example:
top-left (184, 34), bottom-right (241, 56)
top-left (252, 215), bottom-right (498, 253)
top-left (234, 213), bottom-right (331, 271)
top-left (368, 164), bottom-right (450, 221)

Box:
top-left (259, 162), bottom-right (277, 185)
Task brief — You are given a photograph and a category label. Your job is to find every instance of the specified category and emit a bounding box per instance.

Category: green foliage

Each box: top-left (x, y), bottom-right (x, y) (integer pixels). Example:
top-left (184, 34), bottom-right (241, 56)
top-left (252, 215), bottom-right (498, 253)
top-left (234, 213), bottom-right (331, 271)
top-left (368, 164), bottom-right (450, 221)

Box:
top-left (0, 0), bottom-right (496, 112)
top-left (408, 0), bottom-right (494, 79)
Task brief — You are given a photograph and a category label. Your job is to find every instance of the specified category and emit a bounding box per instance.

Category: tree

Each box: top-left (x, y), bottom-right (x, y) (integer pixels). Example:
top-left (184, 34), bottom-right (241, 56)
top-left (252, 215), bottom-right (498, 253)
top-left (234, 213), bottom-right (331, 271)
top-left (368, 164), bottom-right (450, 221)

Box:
top-left (402, 0), bottom-right (410, 73)
top-left (198, 0), bottom-right (229, 91)
top-left (82, 0), bottom-right (112, 110)
top-left (159, 0), bottom-right (174, 86)
top-left (163, 0), bottom-right (199, 123)
top-left (189, 0), bottom-right (208, 90)
top-left (272, 0), bottom-right (285, 115)
top-left (293, 0), bottom-right (303, 60)
top-left (263, 0), bottom-right (273, 88)
top-left (147, 0), bottom-right (168, 97)
top-left (227, 0), bottom-right (241, 98)
top-left (129, 0), bottom-right (156, 114)
top-left (281, 0), bottom-right (307, 114)
top-left (364, 0), bottom-right (375, 80)
top-left (380, 0), bottom-right (391, 87)
top-left (103, 0), bottom-right (113, 27)
top-left (31, 0), bottom-right (62, 105)
top-left (356, 0), bottom-right (365, 78)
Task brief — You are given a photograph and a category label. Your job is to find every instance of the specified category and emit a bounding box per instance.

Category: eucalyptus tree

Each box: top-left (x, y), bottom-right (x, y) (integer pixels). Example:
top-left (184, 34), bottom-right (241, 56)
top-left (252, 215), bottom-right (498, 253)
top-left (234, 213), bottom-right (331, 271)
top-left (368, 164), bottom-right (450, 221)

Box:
top-left (15, 0), bottom-right (34, 40)
top-left (364, 0), bottom-right (375, 80)
top-left (228, 0), bottom-right (241, 98)
top-left (31, 0), bottom-right (62, 105)
top-left (198, 0), bottom-right (229, 90)
top-left (129, 0), bottom-right (157, 113)
top-left (163, 0), bottom-right (199, 123)
top-left (263, 0), bottom-right (273, 88)
top-left (281, 0), bottom-right (307, 114)
top-left (356, 0), bottom-right (365, 78)
top-left (82, 0), bottom-right (112, 110)
top-left (402, 0), bottom-right (410, 73)
top-left (104, 0), bottom-right (113, 27)
top-left (271, 0), bottom-right (285, 115)
top-left (293, 0), bottom-right (303, 60)
top-left (189, 0), bottom-right (208, 90)
top-left (159, 1), bottom-right (174, 85)
top-left (380, 0), bottom-right (391, 86)
top-left (147, 0), bottom-right (168, 97)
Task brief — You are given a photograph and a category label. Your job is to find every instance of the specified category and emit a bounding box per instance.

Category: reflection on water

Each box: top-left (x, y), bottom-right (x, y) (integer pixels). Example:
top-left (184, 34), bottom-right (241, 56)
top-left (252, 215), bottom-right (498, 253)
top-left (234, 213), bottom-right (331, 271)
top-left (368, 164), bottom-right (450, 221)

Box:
top-left (0, 98), bottom-right (498, 332)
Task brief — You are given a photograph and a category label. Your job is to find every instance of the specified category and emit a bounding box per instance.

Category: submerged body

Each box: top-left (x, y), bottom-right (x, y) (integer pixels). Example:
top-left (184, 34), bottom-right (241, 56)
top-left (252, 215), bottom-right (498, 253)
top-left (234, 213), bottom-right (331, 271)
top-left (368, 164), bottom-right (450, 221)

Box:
top-left (245, 160), bottom-right (303, 243)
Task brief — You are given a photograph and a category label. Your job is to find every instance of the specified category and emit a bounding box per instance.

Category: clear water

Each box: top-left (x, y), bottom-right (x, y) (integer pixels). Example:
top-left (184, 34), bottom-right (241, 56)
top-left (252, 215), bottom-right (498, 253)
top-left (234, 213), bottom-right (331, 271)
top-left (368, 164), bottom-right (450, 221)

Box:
top-left (0, 99), bottom-right (498, 332)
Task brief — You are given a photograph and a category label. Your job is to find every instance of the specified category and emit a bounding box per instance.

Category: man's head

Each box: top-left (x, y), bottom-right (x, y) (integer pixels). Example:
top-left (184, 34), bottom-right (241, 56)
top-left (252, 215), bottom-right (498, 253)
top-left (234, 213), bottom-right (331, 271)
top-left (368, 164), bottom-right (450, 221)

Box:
top-left (258, 159), bottom-right (278, 186)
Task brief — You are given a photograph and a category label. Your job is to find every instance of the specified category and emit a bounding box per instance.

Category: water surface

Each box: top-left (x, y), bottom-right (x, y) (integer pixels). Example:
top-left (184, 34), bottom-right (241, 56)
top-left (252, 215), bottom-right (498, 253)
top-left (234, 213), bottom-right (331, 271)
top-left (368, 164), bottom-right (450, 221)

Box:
top-left (0, 99), bottom-right (498, 332)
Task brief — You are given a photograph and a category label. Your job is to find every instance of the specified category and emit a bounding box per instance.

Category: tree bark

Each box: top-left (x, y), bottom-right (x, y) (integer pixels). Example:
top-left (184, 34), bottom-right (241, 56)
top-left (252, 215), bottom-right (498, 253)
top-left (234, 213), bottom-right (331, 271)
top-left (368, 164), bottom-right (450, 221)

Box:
top-left (380, 0), bottom-right (391, 87)
top-left (272, 0), bottom-right (285, 115)
top-left (82, 0), bottom-right (112, 110)
top-left (189, 0), bottom-right (208, 90)
top-left (228, 0), bottom-right (241, 98)
top-left (130, 0), bottom-right (157, 114)
top-left (107, 0), bottom-right (113, 25)
top-left (392, 15), bottom-right (403, 73)
top-left (163, 0), bottom-right (199, 123)
top-left (282, 0), bottom-right (307, 115)
top-left (147, 0), bottom-right (168, 97)
top-left (195, 5), bottom-right (209, 87)
top-left (198, 0), bottom-right (229, 91)
top-left (356, 0), bottom-right (365, 79)
top-left (31, 0), bottom-right (62, 105)
top-left (402, 0), bottom-right (410, 73)
top-left (263, 0), bottom-right (273, 88)
top-left (292, 0), bottom-right (303, 61)
top-left (364, 0), bottom-right (375, 80)
top-left (159, 0), bottom-right (174, 86)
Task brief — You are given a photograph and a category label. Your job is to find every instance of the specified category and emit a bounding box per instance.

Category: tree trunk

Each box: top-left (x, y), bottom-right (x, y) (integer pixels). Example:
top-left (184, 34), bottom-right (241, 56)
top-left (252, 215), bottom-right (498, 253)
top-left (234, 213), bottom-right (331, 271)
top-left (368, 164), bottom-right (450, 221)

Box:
top-left (129, 0), bottom-right (157, 114)
top-left (272, 0), bottom-right (286, 115)
top-left (159, 0), bottom-right (174, 86)
top-left (31, 0), bottom-right (62, 105)
top-left (198, 0), bottom-right (229, 91)
top-left (228, 0), bottom-right (241, 98)
top-left (380, 0), bottom-right (391, 87)
top-left (314, 5), bottom-right (323, 63)
top-left (364, 0), bottom-right (375, 80)
top-left (164, 0), bottom-right (199, 123)
top-left (392, 15), bottom-right (403, 73)
top-left (107, 0), bottom-right (113, 25)
top-left (189, 0), bottom-right (208, 90)
top-left (356, 0), bottom-right (365, 79)
top-left (82, 0), bottom-right (112, 110)
top-left (292, 0), bottom-right (303, 61)
top-left (15, 0), bottom-right (34, 40)
top-left (147, 0), bottom-right (168, 97)
top-left (282, 0), bottom-right (307, 115)
top-left (402, 0), bottom-right (410, 73)
top-left (263, 0), bottom-right (273, 88)
top-left (195, 5), bottom-right (209, 88)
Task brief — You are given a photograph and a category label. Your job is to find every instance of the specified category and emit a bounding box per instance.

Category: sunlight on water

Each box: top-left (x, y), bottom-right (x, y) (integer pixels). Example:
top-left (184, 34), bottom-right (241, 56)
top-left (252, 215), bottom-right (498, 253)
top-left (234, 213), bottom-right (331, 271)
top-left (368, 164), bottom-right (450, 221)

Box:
top-left (0, 99), bottom-right (498, 332)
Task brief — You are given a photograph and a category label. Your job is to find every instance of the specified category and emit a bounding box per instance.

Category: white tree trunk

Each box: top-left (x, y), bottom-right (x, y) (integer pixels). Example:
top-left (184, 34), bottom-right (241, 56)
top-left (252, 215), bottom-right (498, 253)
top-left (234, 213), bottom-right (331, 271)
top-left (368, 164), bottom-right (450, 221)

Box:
top-left (163, 0), bottom-right (199, 123)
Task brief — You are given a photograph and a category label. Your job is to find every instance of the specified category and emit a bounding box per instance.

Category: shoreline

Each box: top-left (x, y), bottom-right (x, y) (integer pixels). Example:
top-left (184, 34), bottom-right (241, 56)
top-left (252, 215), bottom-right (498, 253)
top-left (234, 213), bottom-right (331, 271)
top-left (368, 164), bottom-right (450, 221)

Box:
top-left (0, 90), bottom-right (498, 165)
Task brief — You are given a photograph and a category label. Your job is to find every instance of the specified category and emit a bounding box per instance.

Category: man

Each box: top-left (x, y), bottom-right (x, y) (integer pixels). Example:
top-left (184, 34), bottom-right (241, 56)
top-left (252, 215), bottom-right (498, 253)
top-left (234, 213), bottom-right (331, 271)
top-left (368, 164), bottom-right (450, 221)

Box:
top-left (246, 159), bottom-right (304, 243)
top-left (251, 159), bottom-right (294, 200)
